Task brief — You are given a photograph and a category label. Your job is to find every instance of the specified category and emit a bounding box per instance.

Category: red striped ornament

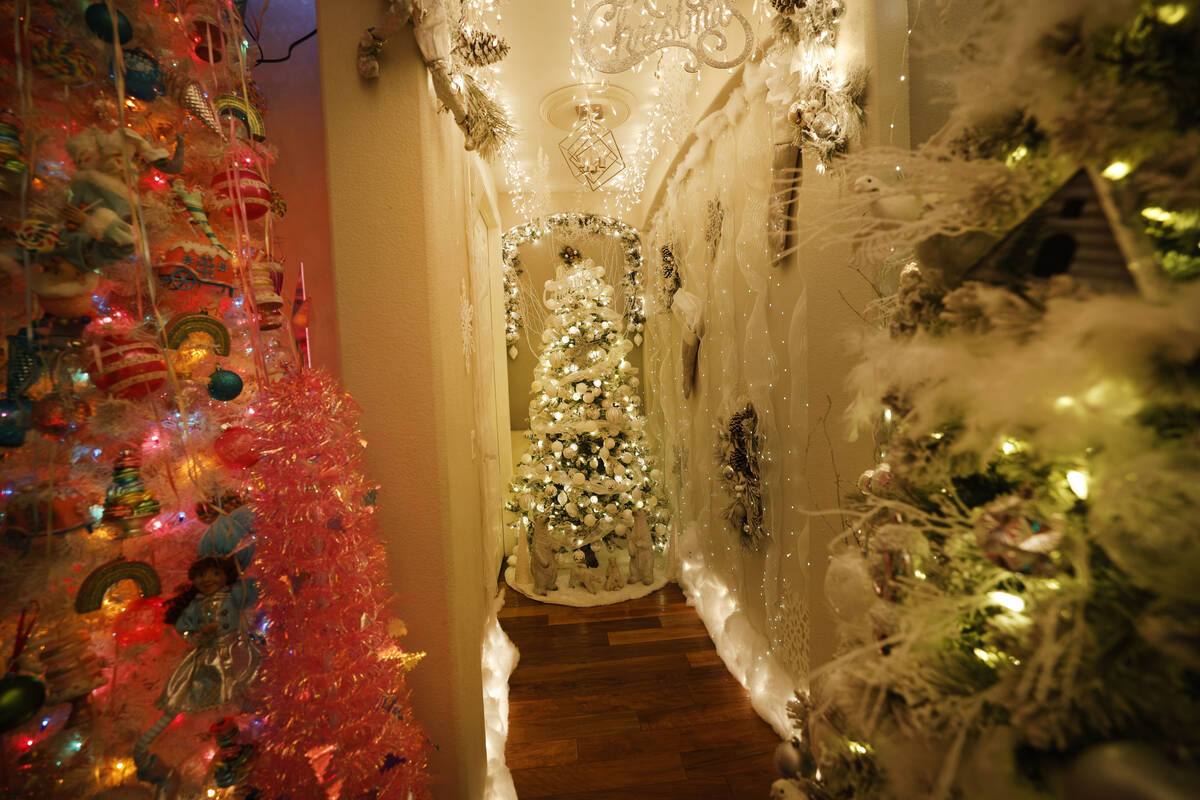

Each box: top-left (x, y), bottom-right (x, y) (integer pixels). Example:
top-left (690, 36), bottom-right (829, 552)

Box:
top-left (211, 164), bottom-right (271, 220)
top-left (89, 337), bottom-right (167, 399)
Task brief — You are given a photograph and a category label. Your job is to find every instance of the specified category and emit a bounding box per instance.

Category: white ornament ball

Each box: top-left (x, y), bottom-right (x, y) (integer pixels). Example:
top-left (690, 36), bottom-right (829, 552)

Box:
top-left (647, 496), bottom-right (658, 507)
top-left (584, 514), bottom-right (597, 527)
top-left (583, 392), bottom-right (595, 403)
top-left (566, 502), bottom-right (579, 516)
top-left (557, 492), bottom-right (568, 505)
top-left (572, 473), bottom-right (585, 486)
top-left (605, 502), bottom-right (618, 515)
top-left (825, 556), bottom-right (876, 622)
top-left (551, 441), bottom-right (564, 453)
top-left (634, 334), bottom-right (643, 345)
top-left (604, 438), bottom-right (616, 450)
top-left (631, 377), bottom-right (640, 387)
top-left (615, 523), bottom-right (628, 535)
top-left (576, 382), bottom-right (587, 394)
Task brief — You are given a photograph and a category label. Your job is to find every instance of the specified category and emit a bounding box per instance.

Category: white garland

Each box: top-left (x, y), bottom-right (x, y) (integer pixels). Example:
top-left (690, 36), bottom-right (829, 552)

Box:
top-left (502, 213), bottom-right (646, 359)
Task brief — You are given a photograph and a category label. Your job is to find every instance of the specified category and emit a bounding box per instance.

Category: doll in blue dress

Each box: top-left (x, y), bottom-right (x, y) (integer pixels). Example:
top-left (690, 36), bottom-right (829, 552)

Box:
top-left (156, 552), bottom-right (259, 712)
top-left (134, 505), bottom-right (259, 796)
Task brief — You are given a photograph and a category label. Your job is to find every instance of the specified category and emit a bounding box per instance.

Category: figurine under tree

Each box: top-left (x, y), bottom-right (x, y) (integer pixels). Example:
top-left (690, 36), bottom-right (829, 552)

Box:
top-left (505, 256), bottom-right (669, 603)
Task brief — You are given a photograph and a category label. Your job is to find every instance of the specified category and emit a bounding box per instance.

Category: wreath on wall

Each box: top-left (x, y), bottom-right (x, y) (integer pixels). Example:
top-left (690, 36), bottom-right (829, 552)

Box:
top-left (717, 401), bottom-right (765, 548)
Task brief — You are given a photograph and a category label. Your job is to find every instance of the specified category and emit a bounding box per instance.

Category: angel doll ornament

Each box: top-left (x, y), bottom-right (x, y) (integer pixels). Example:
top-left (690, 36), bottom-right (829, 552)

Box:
top-left (134, 506), bottom-right (259, 797)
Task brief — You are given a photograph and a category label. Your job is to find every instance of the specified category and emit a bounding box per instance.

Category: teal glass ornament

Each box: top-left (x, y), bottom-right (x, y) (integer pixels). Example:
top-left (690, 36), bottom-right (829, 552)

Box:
top-left (208, 368), bottom-right (243, 402)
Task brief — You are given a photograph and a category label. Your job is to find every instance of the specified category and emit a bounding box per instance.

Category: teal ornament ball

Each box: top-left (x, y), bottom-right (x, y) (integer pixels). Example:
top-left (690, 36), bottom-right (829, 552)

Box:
top-left (113, 48), bottom-right (163, 101)
top-left (208, 368), bottom-right (243, 401)
top-left (85, 4), bottom-right (133, 44)
top-left (0, 673), bottom-right (46, 732)
top-left (0, 398), bottom-right (31, 448)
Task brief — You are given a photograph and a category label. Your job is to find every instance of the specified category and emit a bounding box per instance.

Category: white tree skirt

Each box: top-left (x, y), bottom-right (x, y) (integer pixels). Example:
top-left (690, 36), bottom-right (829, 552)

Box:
top-left (504, 551), bottom-right (671, 607)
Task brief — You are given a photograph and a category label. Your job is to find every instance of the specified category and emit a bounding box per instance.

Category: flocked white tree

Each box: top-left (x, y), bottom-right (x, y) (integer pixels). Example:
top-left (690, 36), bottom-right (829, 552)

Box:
top-left (506, 257), bottom-right (669, 599)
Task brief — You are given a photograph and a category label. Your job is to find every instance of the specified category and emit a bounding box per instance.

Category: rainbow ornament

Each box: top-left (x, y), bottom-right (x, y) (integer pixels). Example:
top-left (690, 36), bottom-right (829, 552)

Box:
top-left (216, 94), bottom-right (266, 141)
top-left (164, 311), bottom-right (232, 355)
top-left (74, 557), bottom-right (162, 613)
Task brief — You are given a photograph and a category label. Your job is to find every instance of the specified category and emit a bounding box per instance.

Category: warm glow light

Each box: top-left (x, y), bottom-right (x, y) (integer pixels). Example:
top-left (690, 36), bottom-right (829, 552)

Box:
top-left (1005, 145), bottom-right (1029, 167)
top-left (1066, 470), bottom-right (1089, 499)
top-left (973, 648), bottom-right (999, 665)
top-left (987, 591), bottom-right (1025, 612)
top-left (1141, 206), bottom-right (1174, 223)
top-left (1102, 161), bottom-right (1132, 180)
top-left (1157, 3), bottom-right (1188, 24)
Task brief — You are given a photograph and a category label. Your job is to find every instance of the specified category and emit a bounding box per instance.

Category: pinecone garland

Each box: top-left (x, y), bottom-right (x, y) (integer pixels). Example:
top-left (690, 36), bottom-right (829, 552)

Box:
top-left (454, 27), bottom-right (510, 68)
top-left (770, 0), bottom-right (807, 15)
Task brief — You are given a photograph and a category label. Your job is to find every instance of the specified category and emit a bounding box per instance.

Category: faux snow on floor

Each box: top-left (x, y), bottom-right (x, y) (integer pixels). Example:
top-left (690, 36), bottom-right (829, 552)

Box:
top-left (482, 591), bottom-right (519, 800)
top-left (504, 550), bottom-right (671, 607)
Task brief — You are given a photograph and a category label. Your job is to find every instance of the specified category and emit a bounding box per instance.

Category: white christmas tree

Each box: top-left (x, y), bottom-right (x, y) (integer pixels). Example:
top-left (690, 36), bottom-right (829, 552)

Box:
top-left (506, 258), bottom-right (669, 599)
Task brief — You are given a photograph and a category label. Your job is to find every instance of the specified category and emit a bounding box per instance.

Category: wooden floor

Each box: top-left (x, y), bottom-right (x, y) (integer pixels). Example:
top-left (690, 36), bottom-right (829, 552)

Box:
top-left (499, 583), bottom-right (779, 799)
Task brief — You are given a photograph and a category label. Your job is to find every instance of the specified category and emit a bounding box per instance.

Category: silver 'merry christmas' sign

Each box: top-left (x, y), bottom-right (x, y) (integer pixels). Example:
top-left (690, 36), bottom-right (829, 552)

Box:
top-left (577, 0), bottom-right (754, 74)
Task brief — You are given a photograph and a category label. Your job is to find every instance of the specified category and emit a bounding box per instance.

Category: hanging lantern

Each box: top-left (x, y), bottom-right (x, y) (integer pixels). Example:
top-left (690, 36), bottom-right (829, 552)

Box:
top-left (559, 105), bottom-right (625, 191)
top-left (212, 163), bottom-right (272, 220)
top-left (88, 336), bottom-right (167, 400)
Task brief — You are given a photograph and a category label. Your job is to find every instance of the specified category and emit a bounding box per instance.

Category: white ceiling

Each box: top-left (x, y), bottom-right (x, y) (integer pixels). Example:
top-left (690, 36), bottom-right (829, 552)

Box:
top-left (481, 1), bottom-right (768, 228)
top-left (488, 1), bottom-right (665, 195)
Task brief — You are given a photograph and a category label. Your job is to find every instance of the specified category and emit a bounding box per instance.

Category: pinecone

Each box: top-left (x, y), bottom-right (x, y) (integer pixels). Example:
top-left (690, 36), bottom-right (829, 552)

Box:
top-left (454, 27), bottom-right (510, 68)
top-left (728, 404), bottom-right (758, 439)
top-left (770, 0), bottom-right (807, 15)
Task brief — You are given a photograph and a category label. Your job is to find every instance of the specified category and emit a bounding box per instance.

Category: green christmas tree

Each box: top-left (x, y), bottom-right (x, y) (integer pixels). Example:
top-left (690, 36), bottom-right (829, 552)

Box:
top-left (774, 1), bottom-right (1200, 798)
top-left (506, 257), bottom-right (669, 597)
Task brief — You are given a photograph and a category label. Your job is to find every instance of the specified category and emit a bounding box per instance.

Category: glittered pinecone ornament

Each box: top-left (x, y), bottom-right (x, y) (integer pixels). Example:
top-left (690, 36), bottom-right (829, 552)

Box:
top-left (770, 0), bottom-right (807, 15)
top-left (453, 27), bottom-right (510, 68)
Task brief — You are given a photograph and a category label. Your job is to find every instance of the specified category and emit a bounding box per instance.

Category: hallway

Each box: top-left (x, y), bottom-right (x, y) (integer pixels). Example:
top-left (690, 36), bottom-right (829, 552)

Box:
top-left (500, 585), bottom-right (780, 799)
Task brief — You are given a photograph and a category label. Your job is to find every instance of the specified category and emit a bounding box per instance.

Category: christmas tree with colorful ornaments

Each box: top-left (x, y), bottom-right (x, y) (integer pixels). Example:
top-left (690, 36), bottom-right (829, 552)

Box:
top-left (0, 2), bottom-right (429, 798)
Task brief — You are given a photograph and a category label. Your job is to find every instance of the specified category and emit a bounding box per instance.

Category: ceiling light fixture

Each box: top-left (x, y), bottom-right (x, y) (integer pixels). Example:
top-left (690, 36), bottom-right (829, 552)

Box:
top-left (559, 104), bottom-right (625, 191)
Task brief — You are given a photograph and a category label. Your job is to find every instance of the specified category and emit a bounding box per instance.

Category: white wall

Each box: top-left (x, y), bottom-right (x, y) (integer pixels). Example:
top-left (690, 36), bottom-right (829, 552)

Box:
top-left (316, 2), bottom-right (498, 795)
top-left (639, 0), bottom-right (910, 710)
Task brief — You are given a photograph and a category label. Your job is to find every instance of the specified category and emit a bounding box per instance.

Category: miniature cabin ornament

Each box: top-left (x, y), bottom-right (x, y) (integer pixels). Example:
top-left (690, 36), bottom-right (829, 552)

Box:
top-left (960, 169), bottom-right (1153, 293)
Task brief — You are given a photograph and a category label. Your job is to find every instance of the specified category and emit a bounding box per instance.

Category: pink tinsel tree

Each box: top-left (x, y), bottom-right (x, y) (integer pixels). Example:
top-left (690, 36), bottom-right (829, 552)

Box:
top-left (246, 370), bottom-right (430, 799)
